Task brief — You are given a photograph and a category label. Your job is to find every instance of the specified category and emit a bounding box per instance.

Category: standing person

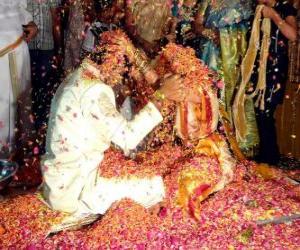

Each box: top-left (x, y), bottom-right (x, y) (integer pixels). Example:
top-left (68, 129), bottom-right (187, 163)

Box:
top-left (63, 0), bottom-right (94, 72)
top-left (0, 1), bottom-right (37, 158)
top-left (234, 0), bottom-right (297, 165)
top-left (27, 0), bottom-right (62, 155)
top-left (80, 0), bottom-right (122, 58)
top-left (191, 0), bottom-right (259, 157)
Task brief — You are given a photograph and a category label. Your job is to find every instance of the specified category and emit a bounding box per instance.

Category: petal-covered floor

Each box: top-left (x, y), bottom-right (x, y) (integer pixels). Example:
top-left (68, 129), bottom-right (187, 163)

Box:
top-left (1, 161), bottom-right (300, 249)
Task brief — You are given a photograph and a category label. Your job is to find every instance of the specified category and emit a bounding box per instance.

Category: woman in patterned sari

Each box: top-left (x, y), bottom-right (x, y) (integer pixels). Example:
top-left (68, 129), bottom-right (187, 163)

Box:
top-left (180, 0), bottom-right (259, 156)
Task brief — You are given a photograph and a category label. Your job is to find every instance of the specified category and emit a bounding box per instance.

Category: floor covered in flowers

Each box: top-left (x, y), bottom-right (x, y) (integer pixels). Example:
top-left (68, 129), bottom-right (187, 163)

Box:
top-left (1, 160), bottom-right (300, 249)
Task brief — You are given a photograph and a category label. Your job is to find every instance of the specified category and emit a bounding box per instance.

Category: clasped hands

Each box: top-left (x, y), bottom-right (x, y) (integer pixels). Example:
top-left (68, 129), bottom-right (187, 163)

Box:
top-left (156, 74), bottom-right (201, 104)
top-left (112, 35), bottom-right (201, 104)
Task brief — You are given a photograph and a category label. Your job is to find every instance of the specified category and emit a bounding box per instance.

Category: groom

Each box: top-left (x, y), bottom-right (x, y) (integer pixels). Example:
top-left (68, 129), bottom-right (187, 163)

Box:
top-left (41, 31), bottom-right (184, 216)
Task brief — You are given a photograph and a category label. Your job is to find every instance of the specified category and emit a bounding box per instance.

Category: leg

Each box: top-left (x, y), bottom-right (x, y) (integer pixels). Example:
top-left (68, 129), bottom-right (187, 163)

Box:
top-left (255, 106), bottom-right (280, 165)
top-left (30, 49), bottom-right (57, 154)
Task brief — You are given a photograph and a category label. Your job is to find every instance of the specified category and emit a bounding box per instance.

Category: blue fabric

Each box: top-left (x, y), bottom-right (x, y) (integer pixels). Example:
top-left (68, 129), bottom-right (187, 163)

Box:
top-left (187, 37), bottom-right (220, 71)
top-left (203, 0), bottom-right (253, 29)
top-left (171, 0), bottom-right (179, 17)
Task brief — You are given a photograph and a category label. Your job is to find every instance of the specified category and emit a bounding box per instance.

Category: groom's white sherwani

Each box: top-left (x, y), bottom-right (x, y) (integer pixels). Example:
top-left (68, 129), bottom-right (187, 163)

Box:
top-left (42, 63), bottom-right (165, 214)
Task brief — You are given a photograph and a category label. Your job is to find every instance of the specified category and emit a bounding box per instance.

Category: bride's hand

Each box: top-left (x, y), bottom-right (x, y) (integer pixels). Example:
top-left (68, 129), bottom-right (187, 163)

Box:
top-left (183, 87), bottom-right (202, 103)
top-left (144, 68), bottom-right (159, 85)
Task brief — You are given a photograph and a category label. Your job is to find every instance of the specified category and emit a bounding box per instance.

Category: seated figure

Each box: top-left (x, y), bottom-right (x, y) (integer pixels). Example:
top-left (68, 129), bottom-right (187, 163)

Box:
top-left (147, 43), bottom-right (236, 219)
top-left (41, 30), bottom-right (184, 216)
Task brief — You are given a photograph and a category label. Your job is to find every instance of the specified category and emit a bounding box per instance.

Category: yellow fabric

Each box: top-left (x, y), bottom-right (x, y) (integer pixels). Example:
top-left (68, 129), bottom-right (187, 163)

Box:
top-left (177, 134), bottom-right (236, 220)
top-left (237, 98), bottom-right (259, 155)
top-left (220, 26), bottom-right (247, 120)
top-left (177, 166), bottom-right (214, 219)
top-left (233, 5), bottom-right (271, 142)
top-left (219, 105), bottom-right (246, 161)
top-left (8, 52), bottom-right (20, 101)
top-left (219, 25), bottom-right (260, 155)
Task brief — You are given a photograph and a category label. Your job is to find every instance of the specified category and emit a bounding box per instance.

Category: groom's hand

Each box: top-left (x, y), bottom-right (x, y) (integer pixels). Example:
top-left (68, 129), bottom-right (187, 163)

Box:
top-left (158, 74), bottom-right (202, 103)
top-left (158, 74), bottom-right (185, 102)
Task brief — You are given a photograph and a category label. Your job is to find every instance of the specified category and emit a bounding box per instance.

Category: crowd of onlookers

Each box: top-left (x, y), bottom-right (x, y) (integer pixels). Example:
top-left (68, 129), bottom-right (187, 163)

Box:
top-left (0, 0), bottom-right (299, 181)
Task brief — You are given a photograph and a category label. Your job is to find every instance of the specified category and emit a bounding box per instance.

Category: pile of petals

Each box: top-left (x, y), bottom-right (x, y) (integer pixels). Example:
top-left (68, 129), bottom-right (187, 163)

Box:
top-left (0, 194), bottom-right (64, 248)
top-left (155, 43), bottom-right (218, 89)
top-left (1, 160), bottom-right (300, 249)
top-left (99, 144), bottom-right (184, 178)
top-left (142, 101), bottom-right (177, 151)
top-left (86, 29), bottom-right (133, 86)
top-left (85, 199), bottom-right (161, 249)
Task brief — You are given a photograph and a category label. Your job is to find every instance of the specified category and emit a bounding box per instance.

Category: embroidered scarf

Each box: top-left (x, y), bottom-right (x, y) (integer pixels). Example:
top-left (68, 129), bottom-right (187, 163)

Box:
top-left (233, 5), bottom-right (271, 141)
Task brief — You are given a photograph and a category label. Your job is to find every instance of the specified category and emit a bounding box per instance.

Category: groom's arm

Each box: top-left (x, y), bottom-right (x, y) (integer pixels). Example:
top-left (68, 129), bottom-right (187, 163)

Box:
top-left (81, 84), bottom-right (163, 154)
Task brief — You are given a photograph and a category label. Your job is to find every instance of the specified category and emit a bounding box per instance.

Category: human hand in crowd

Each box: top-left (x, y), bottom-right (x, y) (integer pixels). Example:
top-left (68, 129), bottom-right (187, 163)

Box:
top-left (261, 5), bottom-right (277, 19)
top-left (202, 28), bottom-right (220, 45)
top-left (53, 53), bottom-right (63, 68)
top-left (183, 31), bottom-right (196, 41)
top-left (22, 22), bottom-right (38, 43)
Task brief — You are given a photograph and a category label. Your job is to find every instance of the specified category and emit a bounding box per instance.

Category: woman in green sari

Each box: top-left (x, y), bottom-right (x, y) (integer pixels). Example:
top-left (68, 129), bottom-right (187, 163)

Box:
top-left (190, 0), bottom-right (259, 156)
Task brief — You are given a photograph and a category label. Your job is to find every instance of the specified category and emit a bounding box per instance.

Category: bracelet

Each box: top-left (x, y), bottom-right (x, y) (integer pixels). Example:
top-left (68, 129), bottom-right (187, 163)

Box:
top-left (139, 61), bottom-right (150, 74)
top-left (134, 49), bottom-right (151, 74)
top-left (202, 28), bottom-right (216, 40)
top-left (153, 90), bottom-right (165, 101)
top-left (278, 20), bottom-right (285, 28)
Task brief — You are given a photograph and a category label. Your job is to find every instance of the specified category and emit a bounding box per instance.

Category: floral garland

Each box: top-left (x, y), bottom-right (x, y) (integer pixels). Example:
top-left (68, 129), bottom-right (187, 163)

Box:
top-left (154, 43), bottom-right (220, 142)
top-left (99, 144), bottom-right (184, 179)
top-left (83, 29), bottom-right (133, 86)
top-left (155, 43), bottom-right (218, 90)
top-left (142, 100), bottom-right (177, 151)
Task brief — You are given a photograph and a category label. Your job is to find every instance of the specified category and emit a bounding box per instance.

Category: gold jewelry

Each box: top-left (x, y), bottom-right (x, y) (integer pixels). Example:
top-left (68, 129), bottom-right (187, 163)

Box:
top-left (278, 20), bottom-right (285, 28)
top-left (153, 90), bottom-right (165, 101)
top-left (139, 61), bottom-right (150, 74)
top-left (133, 49), bottom-right (151, 74)
top-left (202, 28), bottom-right (216, 40)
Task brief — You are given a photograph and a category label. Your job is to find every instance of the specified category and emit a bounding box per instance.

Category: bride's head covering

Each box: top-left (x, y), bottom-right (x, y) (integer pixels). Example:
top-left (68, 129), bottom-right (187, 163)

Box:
top-left (155, 43), bottom-right (220, 141)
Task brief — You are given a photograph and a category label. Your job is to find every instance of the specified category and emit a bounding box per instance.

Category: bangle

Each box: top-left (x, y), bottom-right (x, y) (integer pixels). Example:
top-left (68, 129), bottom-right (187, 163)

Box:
top-left (202, 29), bottom-right (215, 40)
top-left (134, 50), bottom-right (150, 74)
top-left (139, 61), bottom-right (150, 74)
top-left (278, 20), bottom-right (285, 28)
top-left (153, 90), bottom-right (165, 101)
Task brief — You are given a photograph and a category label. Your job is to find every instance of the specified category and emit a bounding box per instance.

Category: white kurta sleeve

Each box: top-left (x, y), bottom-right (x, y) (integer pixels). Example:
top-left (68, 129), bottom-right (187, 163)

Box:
top-left (81, 84), bottom-right (163, 153)
top-left (19, 0), bottom-right (33, 24)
